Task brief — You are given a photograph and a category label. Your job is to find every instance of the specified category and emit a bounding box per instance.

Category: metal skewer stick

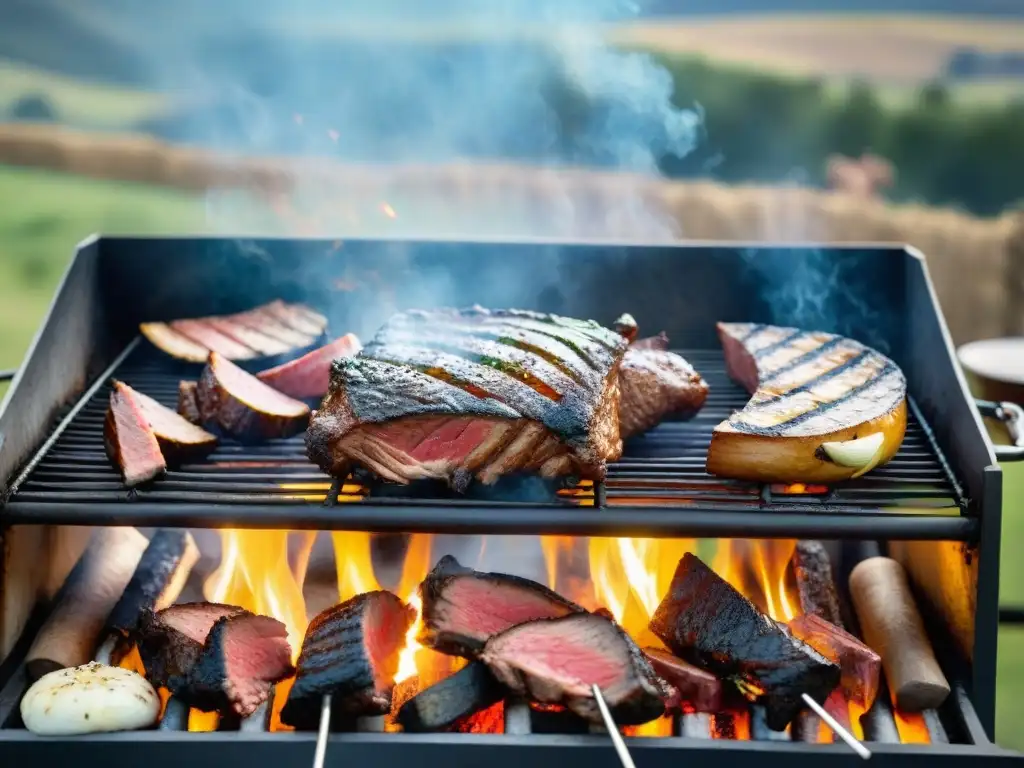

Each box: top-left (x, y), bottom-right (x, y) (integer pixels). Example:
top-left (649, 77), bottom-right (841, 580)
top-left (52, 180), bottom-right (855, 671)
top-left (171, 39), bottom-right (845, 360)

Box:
top-left (591, 685), bottom-right (637, 768)
top-left (312, 694), bottom-right (333, 768)
top-left (801, 693), bottom-right (872, 760)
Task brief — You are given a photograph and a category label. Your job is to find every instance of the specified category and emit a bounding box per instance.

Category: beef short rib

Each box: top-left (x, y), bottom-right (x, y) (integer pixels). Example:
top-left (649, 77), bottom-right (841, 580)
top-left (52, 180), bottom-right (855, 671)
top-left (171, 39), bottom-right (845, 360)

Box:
top-left (396, 661), bottom-right (503, 732)
top-left (419, 555), bottom-right (582, 658)
top-left (135, 602), bottom-right (246, 688)
top-left (480, 612), bottom-right (665, 726)
top-left (104, 381), bottom-right (166, 487)
top-left (649, 553), bottom-right (840, 731)
top-left (169, 613), bottom-right (294, 717)
top-left (305, 307), bottom-right (628, 487)
top-left (197, 352), bottom-right (310, 441)
top-left (257, 333), bottom-right (362, 399)
top-left (280, 590), bottom-right (415, 729)
top-left (707, 322), bottom-right (907, 483)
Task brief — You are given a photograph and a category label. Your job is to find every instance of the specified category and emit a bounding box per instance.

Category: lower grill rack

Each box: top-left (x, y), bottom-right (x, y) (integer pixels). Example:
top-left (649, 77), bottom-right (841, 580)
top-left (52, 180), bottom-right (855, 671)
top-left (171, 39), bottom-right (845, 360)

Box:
top-left (3, 343), bottom-right (973, 540)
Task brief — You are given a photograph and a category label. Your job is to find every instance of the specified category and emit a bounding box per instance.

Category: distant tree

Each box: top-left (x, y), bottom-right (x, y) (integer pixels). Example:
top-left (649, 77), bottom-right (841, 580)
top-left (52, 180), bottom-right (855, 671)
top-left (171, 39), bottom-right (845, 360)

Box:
top-left (8, 93), bottom-right (56, 122)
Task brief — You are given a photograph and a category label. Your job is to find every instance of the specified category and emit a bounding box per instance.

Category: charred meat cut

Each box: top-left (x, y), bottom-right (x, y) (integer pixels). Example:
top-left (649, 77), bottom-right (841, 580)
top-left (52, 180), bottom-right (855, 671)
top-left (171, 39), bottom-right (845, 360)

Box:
top-left (169, 613), bottom-right (294, 717)
top-left (257, 333), bottom-right (363, 399)
top-left (280, 591), bottom-right (415, 729)
top-left (787, 613), bottom-right (881, 710)
top-left (643, 647), bottom-right (722, 713)
top-left (197, 352), bottom-right (310, 441)
top-left (618, 347), bottom-right (709, 438)
top-left (396, 661), bottom-right (503, 733)
top-left (177, 381), bottom-right (201, 424)
top-left (104, 381), bottom-right (166, 487)
top-left (419, 555), bottom-right (582, 658)
top-left (128, 385), bottom-right (218, 464)
top-left (480, 612), bottom-right (665, 726)
top-left (135, 602), bottom-right (246, 688)
top-left (707, 322), bottom-right (907, 483)
top-left (792, 541), bottom-right (843, 627)
top-left (305, 307), bottom-right (628, 487)
top-left (649, 553), bottom-right (840, 731)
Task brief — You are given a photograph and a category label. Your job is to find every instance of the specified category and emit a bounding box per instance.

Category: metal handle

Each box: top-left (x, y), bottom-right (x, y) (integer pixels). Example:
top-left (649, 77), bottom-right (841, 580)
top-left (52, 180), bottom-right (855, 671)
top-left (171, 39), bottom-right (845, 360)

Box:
top-left (0, 369), bottom-right (15, 383)
top-left (975, 399), bottom-right (1024, 462)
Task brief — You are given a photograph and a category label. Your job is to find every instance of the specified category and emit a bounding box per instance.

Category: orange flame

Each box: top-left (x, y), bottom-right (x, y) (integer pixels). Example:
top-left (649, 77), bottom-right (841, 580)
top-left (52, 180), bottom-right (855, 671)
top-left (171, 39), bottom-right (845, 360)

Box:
top-left (893, 708), bottom-right (932, 744)
top-left (713, 539), bottom-right (798, 622)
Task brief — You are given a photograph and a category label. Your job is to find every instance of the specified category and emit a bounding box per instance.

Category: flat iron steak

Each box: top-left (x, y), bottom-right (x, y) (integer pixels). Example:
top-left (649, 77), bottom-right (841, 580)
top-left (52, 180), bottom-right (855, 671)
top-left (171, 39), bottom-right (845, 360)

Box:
top-left (306, 307), bottom-right (628, 487)
top-left (707, 322), bottom-right (907, 483)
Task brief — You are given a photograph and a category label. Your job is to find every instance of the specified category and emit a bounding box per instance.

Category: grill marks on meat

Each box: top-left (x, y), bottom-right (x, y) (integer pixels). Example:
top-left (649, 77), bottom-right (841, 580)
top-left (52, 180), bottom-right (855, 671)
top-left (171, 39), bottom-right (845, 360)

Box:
top-left (130, 386), bottom-right (218, 464)
top-left (707, 322), bottom-right (907, 483)
top-left (257, 333), bottom-right (363, 399)
top-left (104, 381), bottom-right (166, 487)
top-left (197, 352), bottom-right (310, 441)
top-left (139, 301), bottom-right (327, 363)
top-left (135, 603), bottom-right (245, 688)
top-left (480, 612), bottom-right (665, 726)
top-left (419, 555), bottom-right (583, 658)
top-left (281, 591), bottom-right (415, 729)
top-left (169, 614), bottom-right (294, 717)
top-left (649, 553), bottom-right (840, 731)
top-left (396, 661), bottom-right (504, 732)
top-left (306, 307), bottom-right (628, 487)
top-left (643, 647), bottom-right (722, 713)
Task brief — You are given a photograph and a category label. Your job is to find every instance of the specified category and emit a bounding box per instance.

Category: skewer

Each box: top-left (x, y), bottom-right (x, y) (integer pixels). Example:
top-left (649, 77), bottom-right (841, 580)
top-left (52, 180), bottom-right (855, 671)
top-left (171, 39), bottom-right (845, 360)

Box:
top-left (312, 694), bottom-right (332, 768)
top-left (591, 685), bottom-right (637, 768)
top-left (801, 693), bottom-right (872, 760)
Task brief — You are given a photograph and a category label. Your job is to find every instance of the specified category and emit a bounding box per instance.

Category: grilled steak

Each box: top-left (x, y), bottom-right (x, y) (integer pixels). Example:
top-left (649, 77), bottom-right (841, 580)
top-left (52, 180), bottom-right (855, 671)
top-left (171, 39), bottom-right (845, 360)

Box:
top-left (643, 647), bottom-right (722, 713)
top-left (396, 661), bottom-right (503, 732)
top-left (104, 381), bottom-right (166, 487)
top-left (139, 301), bottom-right (327, 363)
top-left (135, 602), bottom-right (247, 688)
top-left (649, 553), bottom-right (840, 731)
top-left (178, 381), bottom-right (201, 424)
top-left (631, 332), bottom-right (670, 351)
top-left (105, 530), bottom-right (199, 639)
top-left (787, 613), bottom-right (881, 711)
top-left (169, 613), bottom-right (294, 717)
top-left (127, 384), bottom-right (219, 464)
top-left (618, 347), bottom-right (709, 438)
top-left (280, 591), bottom-right (415, 729)
top-left (419, 555), bottom-right (583, 658)
top-left (792, 541), bottom-right (843, 627)
top-left (305, 307), bottom-right (628, 487)
top-left (257, 333), bottom-right (363, 399)
top-left (197, 352), bottom-right (311, 441)
top-left (480, 612), bottom-right (665, 726)
top-left (707, 322), bottom-right (907, 483)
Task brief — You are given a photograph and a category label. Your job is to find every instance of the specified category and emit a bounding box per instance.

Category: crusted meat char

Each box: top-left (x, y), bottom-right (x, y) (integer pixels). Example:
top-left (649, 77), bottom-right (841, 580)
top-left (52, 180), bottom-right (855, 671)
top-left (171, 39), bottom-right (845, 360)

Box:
top-left (306, 307), bottom-right (628, 487)
top-left (707, 322), bottom-right (907, 483)
top-left (135, 602), bottom-right (246, 688)
top-left (396, 661), bottom-right (504, 732)
top-left (418, 555), bottom-right (583, 658)
top-left (649, 553), bottom-right (840, 731)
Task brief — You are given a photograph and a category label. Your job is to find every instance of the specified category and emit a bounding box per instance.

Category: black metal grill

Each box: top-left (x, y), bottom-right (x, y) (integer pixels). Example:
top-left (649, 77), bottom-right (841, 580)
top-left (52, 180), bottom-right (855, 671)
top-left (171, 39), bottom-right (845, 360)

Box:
top-left (2, 339), bottom-right (972, 540)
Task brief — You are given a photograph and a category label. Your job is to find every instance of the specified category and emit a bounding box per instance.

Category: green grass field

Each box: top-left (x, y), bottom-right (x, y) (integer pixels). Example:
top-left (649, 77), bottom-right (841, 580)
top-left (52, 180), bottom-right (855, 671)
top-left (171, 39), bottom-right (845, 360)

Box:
top-left (0, 162), bottom-right (1021, 748)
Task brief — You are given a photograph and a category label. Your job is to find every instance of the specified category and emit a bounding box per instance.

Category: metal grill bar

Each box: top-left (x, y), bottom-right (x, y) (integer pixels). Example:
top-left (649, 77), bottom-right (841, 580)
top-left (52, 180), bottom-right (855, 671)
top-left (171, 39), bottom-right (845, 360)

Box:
top-left (2, 345), bottom-right (970, 539)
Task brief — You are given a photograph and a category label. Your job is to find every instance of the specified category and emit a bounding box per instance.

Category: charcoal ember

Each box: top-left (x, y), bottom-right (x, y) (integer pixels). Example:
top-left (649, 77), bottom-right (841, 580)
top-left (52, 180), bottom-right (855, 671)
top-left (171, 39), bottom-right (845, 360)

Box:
top-left (649, 553), bottom-right (840, 731)
top-left (104, 381), bottom-right (166, 487)
top-left (169, 613), bottom-right (294, 717)
top-left (792, 541), bottom-right (843, 626)
top-left (480, 612), bottom-right (665, 726)
top-left (419, 555), bottom-right (582, 658)
top-left (135, 602), bottom-right (247, 688)
top-left (257, 333), bottom-right (362, 399)
top-left (197, 351), bottom-right (310, 442)
top-left (643, 647), bottom-right (722, 713)
top-left (787, 613), bottom-right (881, 710)
top-left (280, 591), bottom-right (415, 729)
top-left (177, 381), bottom-right (202, 424)
top-left (396, 661), bottom-right (503, 733)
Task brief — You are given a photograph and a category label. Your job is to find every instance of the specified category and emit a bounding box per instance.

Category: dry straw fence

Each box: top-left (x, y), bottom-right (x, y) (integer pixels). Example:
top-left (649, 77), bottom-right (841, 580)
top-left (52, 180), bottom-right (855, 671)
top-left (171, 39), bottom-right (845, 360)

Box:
top-left (0, 123), bottom-right (1020, 346)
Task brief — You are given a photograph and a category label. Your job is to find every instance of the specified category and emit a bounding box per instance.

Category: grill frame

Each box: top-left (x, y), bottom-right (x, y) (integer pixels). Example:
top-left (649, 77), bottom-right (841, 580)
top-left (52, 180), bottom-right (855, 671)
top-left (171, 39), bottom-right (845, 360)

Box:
top-left (0, 235), bottom-right (1009, 743)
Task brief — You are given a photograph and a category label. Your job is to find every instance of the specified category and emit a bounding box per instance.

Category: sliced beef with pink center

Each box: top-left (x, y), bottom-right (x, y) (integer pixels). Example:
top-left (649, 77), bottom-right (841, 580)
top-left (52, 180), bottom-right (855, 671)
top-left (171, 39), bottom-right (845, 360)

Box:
top-left (129, 385), bottom-right (218, 464)
top-left (169, 613), bottom-right (294, 717)
top-left (480, 612), bottom-right (666, 726)
top-left (418, 555), bottom-right (583, 657)
top-left (135, 602), bottom-right (247, 688)
top-left (257, 333), bottom-right (362, 399)
top-left (104, 380), bottom-right (167, 487)
top-left (280, 590), bottom-right (415, 729)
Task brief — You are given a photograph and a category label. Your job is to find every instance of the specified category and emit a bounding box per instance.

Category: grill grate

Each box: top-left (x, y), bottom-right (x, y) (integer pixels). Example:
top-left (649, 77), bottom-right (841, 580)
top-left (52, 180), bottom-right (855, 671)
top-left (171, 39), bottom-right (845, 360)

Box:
top-left (2, 344), bottom-right (972, 539)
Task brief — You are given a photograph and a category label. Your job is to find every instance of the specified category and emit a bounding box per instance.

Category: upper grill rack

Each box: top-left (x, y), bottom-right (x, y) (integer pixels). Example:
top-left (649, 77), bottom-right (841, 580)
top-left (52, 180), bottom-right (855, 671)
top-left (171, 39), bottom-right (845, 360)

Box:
top-left (2, 341), bottom-right (972, 540)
